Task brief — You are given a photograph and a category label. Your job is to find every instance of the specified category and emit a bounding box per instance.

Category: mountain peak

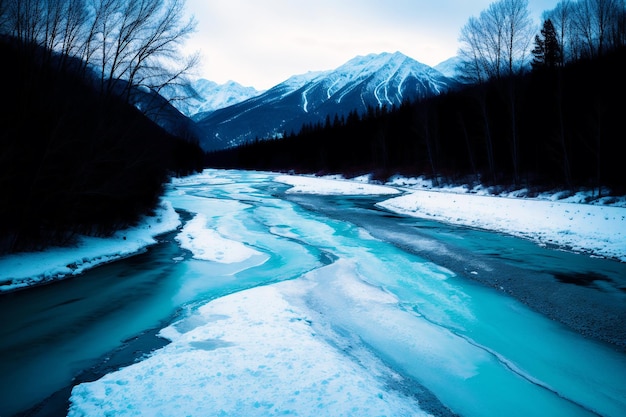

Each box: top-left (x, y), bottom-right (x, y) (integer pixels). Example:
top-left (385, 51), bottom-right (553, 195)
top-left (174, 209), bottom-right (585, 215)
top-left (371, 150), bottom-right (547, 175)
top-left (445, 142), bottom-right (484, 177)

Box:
top-left (343, 51), bottom-right (420, 68)
top-left (159, 79), bottom-right (262, 118)
top-left (195, 52), bottom-right (460, 151)
top-left (275, 52), bottom-right (428, 94)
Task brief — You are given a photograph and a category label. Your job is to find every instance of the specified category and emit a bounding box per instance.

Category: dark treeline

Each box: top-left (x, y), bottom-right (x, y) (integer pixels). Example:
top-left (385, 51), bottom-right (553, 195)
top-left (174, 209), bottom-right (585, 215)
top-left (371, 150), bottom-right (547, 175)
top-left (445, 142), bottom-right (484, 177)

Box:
top-left (0, 36), bottom-right (205, 254)
top-left (206, 45), bottom-right (625, 194)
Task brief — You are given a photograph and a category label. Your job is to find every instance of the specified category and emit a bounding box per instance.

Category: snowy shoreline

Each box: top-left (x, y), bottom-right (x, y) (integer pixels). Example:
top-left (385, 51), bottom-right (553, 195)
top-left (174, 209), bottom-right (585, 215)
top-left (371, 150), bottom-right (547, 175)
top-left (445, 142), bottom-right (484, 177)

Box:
top-left (4, 169), bottom-right (625, 417)
top-left (377, 188), bottom-right (626, 262)
top-left (1, 170), bottom-right (625, 293)
top-left (278, 173), bottom-right (626, 262)
top-left (0, 200), bottom-right (181, 292)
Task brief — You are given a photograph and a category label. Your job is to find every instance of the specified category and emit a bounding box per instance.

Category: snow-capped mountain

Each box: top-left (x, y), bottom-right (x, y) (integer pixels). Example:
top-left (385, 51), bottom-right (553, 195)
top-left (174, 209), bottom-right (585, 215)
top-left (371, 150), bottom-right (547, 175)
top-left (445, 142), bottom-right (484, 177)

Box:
top-left (434, 56), bottom-right (463, 79)
top-left (159, 79), bottom-right (261, 118)
top-left (196, 52), bottom-right (460, 152)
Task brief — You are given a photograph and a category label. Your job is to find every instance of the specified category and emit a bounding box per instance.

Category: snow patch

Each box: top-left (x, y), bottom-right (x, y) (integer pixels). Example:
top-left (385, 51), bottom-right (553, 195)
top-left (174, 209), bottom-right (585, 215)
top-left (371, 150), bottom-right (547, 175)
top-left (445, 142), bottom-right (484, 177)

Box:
top-left (0, 200), bottom-right (181, 292)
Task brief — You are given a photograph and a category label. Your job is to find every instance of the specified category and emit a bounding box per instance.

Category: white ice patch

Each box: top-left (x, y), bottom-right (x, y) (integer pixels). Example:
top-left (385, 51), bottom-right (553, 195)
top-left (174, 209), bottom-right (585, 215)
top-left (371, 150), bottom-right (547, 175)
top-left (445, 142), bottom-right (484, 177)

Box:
top-left (0, 200), bottom-right (181, 291)
top-left (176, 213), bottom-right (261, 263)
top-left (68, 260), bottom-right (433, 417)
top-left (275, 174), bottom-right (400, 195)
top-left (378, 190), bottom-right (626, 262)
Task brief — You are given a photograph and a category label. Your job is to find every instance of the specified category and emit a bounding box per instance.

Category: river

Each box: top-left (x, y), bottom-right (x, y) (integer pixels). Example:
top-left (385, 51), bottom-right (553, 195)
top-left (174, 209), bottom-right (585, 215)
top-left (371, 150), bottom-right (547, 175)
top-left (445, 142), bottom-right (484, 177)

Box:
top-left (1, 169), bottom-right (625, 417)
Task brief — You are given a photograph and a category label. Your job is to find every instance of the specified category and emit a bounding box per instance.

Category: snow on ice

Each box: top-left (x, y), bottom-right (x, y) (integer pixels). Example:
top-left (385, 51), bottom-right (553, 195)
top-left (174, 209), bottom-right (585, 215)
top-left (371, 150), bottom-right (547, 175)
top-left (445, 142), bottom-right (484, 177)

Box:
top-left (2, 169), bottom-right (624, 417)
top-left (2, 171), bottom-right (625, 290)
top-left (69, 260), bottom-right (433, 417)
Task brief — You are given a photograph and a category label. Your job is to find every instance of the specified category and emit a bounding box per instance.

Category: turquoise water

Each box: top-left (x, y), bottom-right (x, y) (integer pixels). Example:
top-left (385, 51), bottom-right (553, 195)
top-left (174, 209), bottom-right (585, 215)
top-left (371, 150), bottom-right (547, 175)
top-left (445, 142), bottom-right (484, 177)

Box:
top-left (2, 169), bottom-right (625, 417)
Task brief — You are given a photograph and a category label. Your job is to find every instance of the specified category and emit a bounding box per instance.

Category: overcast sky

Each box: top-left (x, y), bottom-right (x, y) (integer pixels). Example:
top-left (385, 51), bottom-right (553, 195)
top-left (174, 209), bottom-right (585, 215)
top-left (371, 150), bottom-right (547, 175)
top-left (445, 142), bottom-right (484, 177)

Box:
top-left (183, 0), bottom-right (560, 90)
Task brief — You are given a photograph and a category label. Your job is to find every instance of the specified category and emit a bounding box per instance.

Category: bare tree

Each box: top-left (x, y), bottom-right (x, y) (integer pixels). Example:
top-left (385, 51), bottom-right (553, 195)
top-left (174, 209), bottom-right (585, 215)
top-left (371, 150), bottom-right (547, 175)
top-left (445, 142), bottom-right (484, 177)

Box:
top-left (0, 0), bottom-right (8, 33)
top-left (580, 0), bottom-right (624, 56)
top-left (573, 0), bottom-right (601, 58)
top-left (458, 16), bottom-right (498, 83)
top-left (457, 0), bottom-right (535, 185)
top-left (546, 0), bottom-right (626, 62)
top-left (0, 0), bottom-right (197, 108)
top-left (501, 0), bottom-right (534, 74)
top-left (120, 0), bottom-right (197, 97)
top-left (412, 103), bottom-right (441, 185)
top-left (42, 0), bottom-right (63, 53)
top-left (7, 0), bottom-right (45, 44)
top-left (614, 1), bottom-right (626, 47)
top-left (58, 0), bottom-right (89, 68)
top-left (75, 0), bottom-right (196, 103)
top-left (458, 0), bottom-right (535, 82)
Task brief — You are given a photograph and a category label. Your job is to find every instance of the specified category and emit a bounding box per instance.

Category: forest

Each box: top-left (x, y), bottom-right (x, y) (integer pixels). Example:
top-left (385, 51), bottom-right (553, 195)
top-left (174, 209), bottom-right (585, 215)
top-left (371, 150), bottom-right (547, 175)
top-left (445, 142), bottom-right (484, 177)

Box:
top-left (206, 46), bottom-right (625, 194)
top-left (0, 0), bottom-right (205, 254)
top-left (206, 0), bottom-right (626, 196)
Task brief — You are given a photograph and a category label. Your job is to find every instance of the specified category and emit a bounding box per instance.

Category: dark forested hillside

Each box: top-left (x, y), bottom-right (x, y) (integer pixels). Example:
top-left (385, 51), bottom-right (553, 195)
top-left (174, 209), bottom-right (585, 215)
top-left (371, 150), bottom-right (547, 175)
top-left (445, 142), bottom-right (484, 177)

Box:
top-left (206, 46), bottom-right (626, 194)
top-left (0, 37), bottom-right (205, 254)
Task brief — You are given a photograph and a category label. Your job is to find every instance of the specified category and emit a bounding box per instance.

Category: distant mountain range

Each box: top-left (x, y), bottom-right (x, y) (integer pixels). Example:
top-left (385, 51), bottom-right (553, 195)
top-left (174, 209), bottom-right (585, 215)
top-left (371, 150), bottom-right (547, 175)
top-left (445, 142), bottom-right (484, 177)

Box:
top-left (433, 56), bottom-right (463, 79)
top-left (159, 80), bottom-right (262, 119)
top-left (162, 52), bottom-right (461, 152)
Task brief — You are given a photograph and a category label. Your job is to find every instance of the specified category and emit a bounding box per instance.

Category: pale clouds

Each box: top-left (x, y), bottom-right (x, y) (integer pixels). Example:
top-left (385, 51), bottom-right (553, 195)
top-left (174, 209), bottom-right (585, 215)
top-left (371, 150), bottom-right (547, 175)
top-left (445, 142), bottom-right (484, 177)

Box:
top-left (183, 0), bottom-right (560, 89)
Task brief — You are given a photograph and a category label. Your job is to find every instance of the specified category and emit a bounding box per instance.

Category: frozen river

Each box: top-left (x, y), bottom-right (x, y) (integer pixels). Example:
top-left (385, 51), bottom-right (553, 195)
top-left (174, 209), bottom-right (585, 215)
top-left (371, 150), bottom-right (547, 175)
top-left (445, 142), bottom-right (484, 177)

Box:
top-left (1, 169), bottom-right (625, 416)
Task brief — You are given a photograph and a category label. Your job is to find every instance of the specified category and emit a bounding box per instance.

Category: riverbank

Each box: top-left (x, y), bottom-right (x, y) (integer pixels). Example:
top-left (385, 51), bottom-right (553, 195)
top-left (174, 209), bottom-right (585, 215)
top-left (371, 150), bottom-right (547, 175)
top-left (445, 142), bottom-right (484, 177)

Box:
top-left (293, 192), bottom-right (626, 353)
top-left (0, 200), bottom-right (181, 292)
top-left (274, 173), bottom-right (626, 352)
top-left (17, 325), bottom-right (170, 417)
top-left (277, 173), bottom-right (626, 262)
top-left (5, 169), bottom-right (625, 417)
top-left (2, 171), bottom-right (624, 293)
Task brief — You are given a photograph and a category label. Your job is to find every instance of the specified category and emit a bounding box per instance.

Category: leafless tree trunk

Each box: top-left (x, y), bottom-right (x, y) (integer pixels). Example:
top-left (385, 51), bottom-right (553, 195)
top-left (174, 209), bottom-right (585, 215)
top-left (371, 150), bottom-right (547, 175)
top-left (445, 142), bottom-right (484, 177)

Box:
top-left (457, 112), bottom-right (480, 183)
top-left (413, 104), bottom-right (440, 186)
top-left (58, 0), bottom-right (89, 70)
top-left (550, 0), bottom-right (626, 60)
top-left (458, 16), bottom-right (496, 83)
top-left (7, 0), bottom-right (45, 45)
top-left (121, 0), bottom-right (197, 97)
top-left (501, 0), bottom-right (534, 75)
top-left (479, 94), bottom-right (497, 184)
top-left (77, 0), bottom-right (197, 103)
top-left (504, 80), bottom-right (521, 185)
top-left (573, 0), bottom-right (601, 58)
top-left (459, 0), bottom-right (533, 184)
top-left (555, 73), bottom-right (573, 189)
top-left (0, 0), bottom-right (8, 30)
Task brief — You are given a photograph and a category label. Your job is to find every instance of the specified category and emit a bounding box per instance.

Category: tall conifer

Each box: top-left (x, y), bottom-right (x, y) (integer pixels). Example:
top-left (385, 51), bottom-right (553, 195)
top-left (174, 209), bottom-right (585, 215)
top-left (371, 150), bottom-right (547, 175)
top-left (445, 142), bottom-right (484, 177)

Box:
top-left (532, 19), bottom-right (563, 69)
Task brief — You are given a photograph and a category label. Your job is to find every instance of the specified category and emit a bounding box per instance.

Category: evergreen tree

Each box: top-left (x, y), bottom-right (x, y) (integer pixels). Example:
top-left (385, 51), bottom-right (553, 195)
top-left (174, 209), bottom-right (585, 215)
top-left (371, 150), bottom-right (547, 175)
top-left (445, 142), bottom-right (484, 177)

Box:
top-left (532, 19), bottom-right (563, 69)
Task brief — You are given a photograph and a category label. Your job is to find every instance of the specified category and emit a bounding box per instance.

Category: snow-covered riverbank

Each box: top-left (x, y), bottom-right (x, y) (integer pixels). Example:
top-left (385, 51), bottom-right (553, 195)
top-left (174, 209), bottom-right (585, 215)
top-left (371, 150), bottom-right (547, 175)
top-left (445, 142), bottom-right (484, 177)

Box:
top-left (278, 173), bottom-right (626, 262)
top-left (0, 200), bottom-right (180, 292)
top-left (1, 169), bottom-right (625, 293)
top-left (65, 170), bottom-right (626, 417)
top-left (3, 169), bottom-right (626, 417)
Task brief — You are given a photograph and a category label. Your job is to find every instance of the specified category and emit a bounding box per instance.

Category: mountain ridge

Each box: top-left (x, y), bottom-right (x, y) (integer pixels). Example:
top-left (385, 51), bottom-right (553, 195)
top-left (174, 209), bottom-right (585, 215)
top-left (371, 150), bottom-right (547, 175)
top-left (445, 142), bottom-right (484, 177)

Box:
top-left (160, 79), bottom-right (262, 119)
top-left (194, 51), bottom-right (460, 151)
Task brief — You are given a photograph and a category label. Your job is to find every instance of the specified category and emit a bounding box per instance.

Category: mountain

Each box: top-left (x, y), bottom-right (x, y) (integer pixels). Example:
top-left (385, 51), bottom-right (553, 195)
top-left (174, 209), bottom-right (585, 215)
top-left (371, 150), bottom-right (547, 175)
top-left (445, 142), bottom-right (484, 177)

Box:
top-left (434, 56), bottom-right (463, 79)
top-left (196, 52), bottom-right (461, 152)
top-left (159, 79), bottom-right (261, 119)
top-left (122, 83), bottom-right (207, 144)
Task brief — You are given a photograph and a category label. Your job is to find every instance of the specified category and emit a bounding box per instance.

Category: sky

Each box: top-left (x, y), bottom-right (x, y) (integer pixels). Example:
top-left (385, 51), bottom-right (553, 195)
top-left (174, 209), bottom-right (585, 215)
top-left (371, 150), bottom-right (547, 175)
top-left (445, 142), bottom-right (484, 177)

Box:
top-left (182, 0), bottom-right (561, 90)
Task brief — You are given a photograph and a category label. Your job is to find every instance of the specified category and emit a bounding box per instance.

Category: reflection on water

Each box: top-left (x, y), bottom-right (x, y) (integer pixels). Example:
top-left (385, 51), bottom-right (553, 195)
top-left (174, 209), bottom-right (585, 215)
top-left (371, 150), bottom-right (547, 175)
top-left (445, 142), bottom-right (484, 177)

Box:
top-left (0, 230), bottom-right (189, 416)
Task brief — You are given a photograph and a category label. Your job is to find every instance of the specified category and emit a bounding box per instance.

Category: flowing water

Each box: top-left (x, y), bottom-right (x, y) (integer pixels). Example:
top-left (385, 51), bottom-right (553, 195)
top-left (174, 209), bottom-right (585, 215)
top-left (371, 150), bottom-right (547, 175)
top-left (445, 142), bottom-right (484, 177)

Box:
top-left (1, 169), bottom-right (625, 417)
